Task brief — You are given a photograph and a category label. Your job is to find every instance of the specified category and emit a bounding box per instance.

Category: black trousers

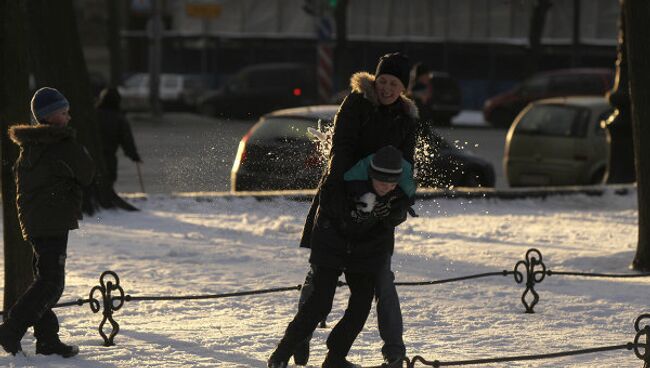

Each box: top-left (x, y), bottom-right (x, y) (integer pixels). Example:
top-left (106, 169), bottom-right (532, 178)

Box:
top-left (7, 233), bottom-right (68, 341)
top-left (271, 264), bottom-right (375, 362)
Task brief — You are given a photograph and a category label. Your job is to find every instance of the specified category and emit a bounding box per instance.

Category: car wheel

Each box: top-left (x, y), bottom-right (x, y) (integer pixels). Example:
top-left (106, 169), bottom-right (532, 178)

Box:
top-left (461, 171), bottom-right (484, 187)
top-left (590, 167), bottom-right (607, 185)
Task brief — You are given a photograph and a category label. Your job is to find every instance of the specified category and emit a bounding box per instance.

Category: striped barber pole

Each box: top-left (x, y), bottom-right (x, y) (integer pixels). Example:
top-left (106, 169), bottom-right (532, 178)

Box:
top-left (316, 16), bottom-right (334, 103)
top-left (317, 43), bottom-right (334, 103)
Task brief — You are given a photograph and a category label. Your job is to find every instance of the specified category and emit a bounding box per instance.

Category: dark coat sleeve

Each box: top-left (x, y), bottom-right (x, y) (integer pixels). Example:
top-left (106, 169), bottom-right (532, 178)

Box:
top-left (319, 94), bottom-right (366, 219)
top-left (399, 114), bottom-right (417, 166)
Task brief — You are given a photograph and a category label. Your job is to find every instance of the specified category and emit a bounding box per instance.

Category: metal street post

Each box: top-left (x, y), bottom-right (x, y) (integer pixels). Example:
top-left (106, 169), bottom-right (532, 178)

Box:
top-left (186, 2), bottom-right (222, 76)
top-left (148, 0), bottom-right (162, 118)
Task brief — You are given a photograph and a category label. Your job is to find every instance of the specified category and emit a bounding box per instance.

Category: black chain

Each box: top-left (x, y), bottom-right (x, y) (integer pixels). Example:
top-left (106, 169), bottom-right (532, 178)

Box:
top-left (399, 313), bottom-right (650, 367)
top-left (3, 248), bottom-right (650, 352)
top-left (124, 285), bottom-right (302, 302)
top-left (406, 344), bottom-right (637, 367)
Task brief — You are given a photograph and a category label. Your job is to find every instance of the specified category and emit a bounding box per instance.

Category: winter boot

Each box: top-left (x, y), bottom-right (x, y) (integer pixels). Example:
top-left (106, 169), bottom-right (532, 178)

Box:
top-left (267, 357), bottom-right (288, 368)
top-left (292, 339), bottom-right (309, 365)
top-left (321, 354), bottom-right (361, 368)
top-left (35, 336), bottom-right (79, 358)
top-left (382, 354), bottom-right (406, 367)
top-left (0, 323), bottom-right (22, 355)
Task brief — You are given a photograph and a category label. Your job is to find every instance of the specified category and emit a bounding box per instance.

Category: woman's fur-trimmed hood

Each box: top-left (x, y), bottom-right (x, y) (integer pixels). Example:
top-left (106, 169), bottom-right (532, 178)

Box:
top-left (9, 124), bottom-right (75, 146)
top-left (349, 72), bottom-right (419, 119)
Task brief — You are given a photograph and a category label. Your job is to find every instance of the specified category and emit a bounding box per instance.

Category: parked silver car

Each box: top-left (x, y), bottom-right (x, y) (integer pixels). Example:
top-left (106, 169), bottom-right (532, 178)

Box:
top-left (118, 73), bottom-right (213, 111)
top-left (504, 96), bottom-right (612, 187)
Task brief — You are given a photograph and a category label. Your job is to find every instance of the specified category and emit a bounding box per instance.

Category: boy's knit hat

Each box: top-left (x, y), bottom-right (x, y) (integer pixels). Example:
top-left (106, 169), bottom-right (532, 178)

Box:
top-left (375, 52), bottom-right (410, 89)
top-left (31, 87), bottom-right (69, 123)
top-left (369, 145), bottom-right (403, 183)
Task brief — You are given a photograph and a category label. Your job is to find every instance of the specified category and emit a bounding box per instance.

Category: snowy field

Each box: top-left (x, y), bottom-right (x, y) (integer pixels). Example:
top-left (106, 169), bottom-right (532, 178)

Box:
top-left (0, 189), bottom-right (647, 368)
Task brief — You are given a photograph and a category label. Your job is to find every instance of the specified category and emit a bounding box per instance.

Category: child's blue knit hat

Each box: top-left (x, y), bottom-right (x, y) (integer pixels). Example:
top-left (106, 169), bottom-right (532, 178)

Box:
top-left (31, 87), bottom-right (69, 123)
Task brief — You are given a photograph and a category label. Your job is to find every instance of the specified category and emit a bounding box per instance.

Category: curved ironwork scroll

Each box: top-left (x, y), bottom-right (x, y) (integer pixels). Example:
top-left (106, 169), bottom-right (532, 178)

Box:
top-left (88, 271), bottom-right (126, 346)
top-left (633, 313), bottom-right (650, 365)
top-left (513, 248), bottom-right (546, 313)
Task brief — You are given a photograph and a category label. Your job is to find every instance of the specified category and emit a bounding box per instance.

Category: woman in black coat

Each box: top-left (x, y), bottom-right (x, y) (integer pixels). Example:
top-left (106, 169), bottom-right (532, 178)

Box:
top-left (269, 53), bottom-right (418, 368)
top-left (95, 87), bottom-right (142, 210)
top-left (95, 87), bottom-right (141, 185)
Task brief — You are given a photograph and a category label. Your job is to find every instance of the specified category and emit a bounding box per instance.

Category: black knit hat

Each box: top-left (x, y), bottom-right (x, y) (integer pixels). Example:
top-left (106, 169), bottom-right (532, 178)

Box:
top-left (369, 145), bottom-right (403, 183)
top-left (375, 52), bottom-right (410, 89)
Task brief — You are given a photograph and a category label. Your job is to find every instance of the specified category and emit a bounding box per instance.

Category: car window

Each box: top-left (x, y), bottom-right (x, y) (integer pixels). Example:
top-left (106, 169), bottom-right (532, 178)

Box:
top-left (548, 75), bottom-right (581, 94)
top-left (577, 75), bottom-right (606, 94)
top-left (519, 76), bottom-right (548, 96)
top-left (249, 117), bottom-right (319, 141)
top-left (249, 69), bottom-right (298, 89)
top-left (228, 74), bottom-right (249, 92)
top-left (549, 74), bottom-right (605, 95)
top-left (515, 104), bottom-right (591, 138)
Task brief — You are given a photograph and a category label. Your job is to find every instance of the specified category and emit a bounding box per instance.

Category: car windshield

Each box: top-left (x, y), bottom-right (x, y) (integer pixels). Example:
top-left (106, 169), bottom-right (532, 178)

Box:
top-left (519, 76), bottom-right (547, 96)
top-left (515, 104), bottom-right (590, 137)
top-left (250, 117), bottom-right (319, 141)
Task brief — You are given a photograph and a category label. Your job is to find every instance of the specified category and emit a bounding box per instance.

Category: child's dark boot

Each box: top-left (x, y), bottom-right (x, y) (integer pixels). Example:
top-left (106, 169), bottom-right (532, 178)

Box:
top-left (0, 323), bottom-right (22, 355)
top-left (321, 353), bottom-right (361, 368)
top-left (36, 336), bottom-right (79, 358)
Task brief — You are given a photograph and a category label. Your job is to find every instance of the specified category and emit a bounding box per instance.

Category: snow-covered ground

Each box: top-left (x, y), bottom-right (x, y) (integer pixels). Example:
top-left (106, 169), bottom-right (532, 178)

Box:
top-left (0, 189), bottom-right (646, 368)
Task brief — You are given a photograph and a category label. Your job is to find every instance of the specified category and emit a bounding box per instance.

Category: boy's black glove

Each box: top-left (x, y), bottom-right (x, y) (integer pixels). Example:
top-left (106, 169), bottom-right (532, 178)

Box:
top-left (373, 201), bottom-right (391, 218)
top-left (350, 208), bottom-right (370, 223)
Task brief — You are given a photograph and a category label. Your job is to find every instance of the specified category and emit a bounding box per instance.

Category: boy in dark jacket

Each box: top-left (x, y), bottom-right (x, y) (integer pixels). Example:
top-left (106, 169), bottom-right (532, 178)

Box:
top-left (0, 87), bottom-right (95, 357)
top-left (268, 145), bottom-right (414, 368)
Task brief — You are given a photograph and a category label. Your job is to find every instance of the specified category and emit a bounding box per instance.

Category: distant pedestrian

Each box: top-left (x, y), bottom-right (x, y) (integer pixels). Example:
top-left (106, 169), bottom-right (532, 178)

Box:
top-left (95, 87), bottom-right (142, 210)
top-left (408, 62), bottom-right (434, 123)
top-left (0, 87), bottom-right (95, 357)
top-left (278, 52), bottom-right (418, 368)
top-left (268, 145), bottom-right (416, 368)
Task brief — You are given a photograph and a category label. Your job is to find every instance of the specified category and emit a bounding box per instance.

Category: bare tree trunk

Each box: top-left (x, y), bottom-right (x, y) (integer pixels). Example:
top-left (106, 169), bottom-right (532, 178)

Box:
top-left (26, 0), bottom-right (111, 215)
top-left (0, 0), bottom-right (34, 314)
top-left (625, 0), bottom-right (650, 271)
top-left (107, 0), bottom-right (122, 87)
top-left (604, 0), bottom-right (635, 184)
top-left (526, 0), bottom-right (552, 76)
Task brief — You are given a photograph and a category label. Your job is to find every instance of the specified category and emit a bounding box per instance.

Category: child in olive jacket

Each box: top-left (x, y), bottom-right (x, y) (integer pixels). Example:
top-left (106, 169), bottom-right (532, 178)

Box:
top-left (0, 87), bottom-right (95, 357)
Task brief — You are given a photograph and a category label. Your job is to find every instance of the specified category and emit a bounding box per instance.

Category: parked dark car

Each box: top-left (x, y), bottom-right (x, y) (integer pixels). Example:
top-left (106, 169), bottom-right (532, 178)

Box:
top-left (231, 105), bottom-right (495, 191)
top-left (483, 68), bottom-right (614, 129)
top-left (198, 63), bottom-right (317, 119)
top-left (427, 71), bottom-right (462, 126)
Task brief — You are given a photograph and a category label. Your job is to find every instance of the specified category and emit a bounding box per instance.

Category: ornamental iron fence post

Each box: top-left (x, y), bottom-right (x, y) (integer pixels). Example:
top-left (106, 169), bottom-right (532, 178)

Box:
top-left (513, 248), bottom-right (547, 313)
top-left (88, 270), bottom-right (126, 346)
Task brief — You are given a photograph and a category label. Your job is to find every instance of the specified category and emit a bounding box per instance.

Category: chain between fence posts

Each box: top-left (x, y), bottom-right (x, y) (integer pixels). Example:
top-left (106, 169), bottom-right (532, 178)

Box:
top-left (400, 314), bottom-right (650, 367)
top-left (513, 248), bottom-right (546, 313)
top-left (88, 270), bottom-right (126, 346)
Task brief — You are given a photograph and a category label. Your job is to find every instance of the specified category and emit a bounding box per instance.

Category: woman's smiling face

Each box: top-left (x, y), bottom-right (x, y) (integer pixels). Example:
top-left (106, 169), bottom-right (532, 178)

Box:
top-left (375, 74), bottom-right (405, 105)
